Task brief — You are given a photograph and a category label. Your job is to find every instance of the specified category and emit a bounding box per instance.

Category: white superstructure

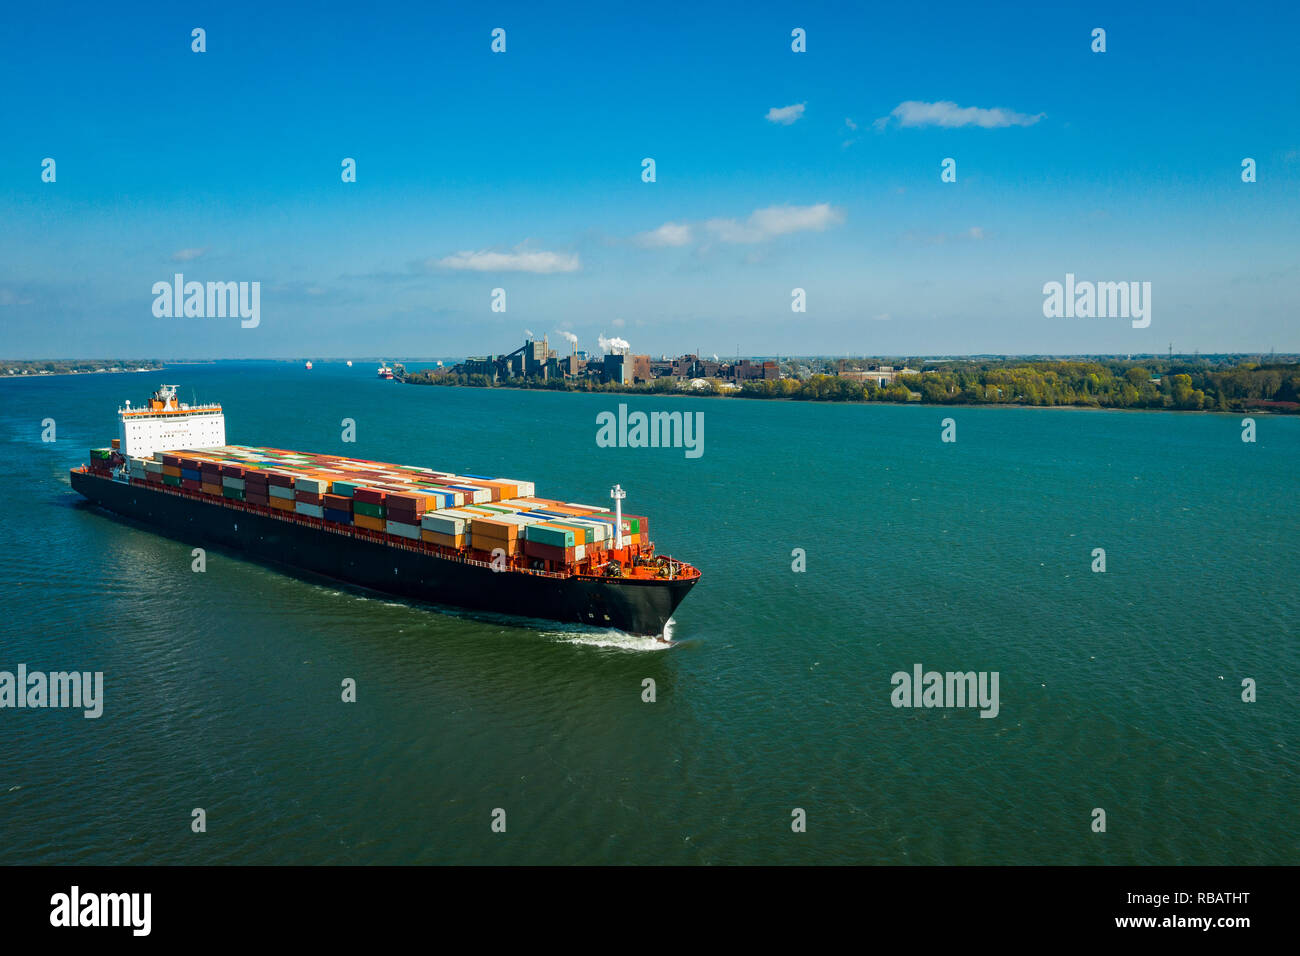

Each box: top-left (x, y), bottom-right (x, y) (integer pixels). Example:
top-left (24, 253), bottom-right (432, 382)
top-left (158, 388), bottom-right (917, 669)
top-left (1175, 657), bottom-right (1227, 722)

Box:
top-left (118, 384), bottom-right (225, 458)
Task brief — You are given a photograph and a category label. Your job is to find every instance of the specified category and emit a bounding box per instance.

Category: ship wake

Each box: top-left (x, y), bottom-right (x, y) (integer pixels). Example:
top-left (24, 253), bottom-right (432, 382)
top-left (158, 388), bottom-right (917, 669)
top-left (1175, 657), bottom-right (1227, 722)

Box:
top-left (542, 617), bottom-right (676, 651)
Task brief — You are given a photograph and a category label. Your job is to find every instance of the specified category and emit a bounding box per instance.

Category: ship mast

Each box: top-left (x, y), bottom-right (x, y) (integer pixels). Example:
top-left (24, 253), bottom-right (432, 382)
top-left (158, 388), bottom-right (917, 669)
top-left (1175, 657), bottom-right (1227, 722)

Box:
top-left (610, 483), bottom-right (626, 549)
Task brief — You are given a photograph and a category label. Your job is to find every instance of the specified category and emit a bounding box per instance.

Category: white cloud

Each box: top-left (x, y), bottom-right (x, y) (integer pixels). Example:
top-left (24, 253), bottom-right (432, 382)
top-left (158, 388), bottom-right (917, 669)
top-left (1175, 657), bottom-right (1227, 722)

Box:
top-left (844, 117), bottom-right (858, 131)
top-left (635, 222), bottom-right (693, 247)
top-left (704, 203), bottom-right (845, 244)
top-left (875, 100), bottom-right (1045, 130)
top-left (765, 102), bottom-right (806, 125)
top-left (171, 247), bottom-right (207, 262)
top-left (434, 245), bottom-right (580, 273)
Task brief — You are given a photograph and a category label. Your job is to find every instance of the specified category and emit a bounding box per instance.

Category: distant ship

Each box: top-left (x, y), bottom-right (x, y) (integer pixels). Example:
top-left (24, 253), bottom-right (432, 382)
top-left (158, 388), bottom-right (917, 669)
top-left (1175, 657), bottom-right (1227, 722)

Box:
top-left (70, 385), bottom-right (698, 636)
top-left (377, 363), bottom-right (394, 379)
top-left (346, 360), bottom-right (353, 367)
top-left (305, 361), bottom-right (313, 370)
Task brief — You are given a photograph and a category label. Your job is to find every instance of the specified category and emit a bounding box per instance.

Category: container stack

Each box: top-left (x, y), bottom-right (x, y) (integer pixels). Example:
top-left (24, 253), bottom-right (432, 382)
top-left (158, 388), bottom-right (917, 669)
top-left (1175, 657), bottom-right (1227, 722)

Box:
top-left (117, 444), bottom-right (647, 568)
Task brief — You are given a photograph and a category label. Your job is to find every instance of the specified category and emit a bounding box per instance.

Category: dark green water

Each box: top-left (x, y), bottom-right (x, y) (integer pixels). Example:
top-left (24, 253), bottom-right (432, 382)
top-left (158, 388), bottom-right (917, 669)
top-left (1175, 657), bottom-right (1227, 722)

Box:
top-left (1, 362), bottom-right (1296, 864)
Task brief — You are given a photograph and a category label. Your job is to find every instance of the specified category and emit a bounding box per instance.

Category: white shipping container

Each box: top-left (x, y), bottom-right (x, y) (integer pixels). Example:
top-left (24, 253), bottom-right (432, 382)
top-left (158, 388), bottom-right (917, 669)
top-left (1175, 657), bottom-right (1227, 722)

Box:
top-left (222, 476), bottom-right (246, 490)
top-left (295, 502), bottom-right (325, 518)
top-left (386, 519), bottom-right (421, 540)
top-left (565, 518), bottom-right (609, 542)
top-left (269, 485), bottom-right (295, 500)
top-left (421, 513), bottom-right (467, 535)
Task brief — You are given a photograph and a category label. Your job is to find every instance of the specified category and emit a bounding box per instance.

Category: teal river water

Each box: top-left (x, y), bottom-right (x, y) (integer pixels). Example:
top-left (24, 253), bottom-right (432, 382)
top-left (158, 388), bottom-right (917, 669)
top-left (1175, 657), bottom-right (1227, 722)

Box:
top-left (0, 362), bottom-right (1296, 865)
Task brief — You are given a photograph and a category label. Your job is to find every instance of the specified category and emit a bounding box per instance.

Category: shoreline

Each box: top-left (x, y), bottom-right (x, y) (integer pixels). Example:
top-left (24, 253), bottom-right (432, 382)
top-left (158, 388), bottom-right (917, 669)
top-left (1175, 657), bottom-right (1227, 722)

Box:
top-left (397, 380), bottom-right (1296, 416)
top-left (0, 367), bottom-right (165, 381)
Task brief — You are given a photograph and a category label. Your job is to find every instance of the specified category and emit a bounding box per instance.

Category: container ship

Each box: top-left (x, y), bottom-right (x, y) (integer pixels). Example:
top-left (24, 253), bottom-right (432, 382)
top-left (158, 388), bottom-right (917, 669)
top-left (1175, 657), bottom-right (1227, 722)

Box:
top-left (70, 385), bottom-right (699, 636)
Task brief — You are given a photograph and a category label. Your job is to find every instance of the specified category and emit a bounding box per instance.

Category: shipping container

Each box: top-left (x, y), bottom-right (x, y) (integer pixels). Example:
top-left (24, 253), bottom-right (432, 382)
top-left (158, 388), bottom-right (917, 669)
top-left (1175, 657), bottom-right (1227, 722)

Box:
top-left (323, 507), bottom-right (352, 524)
top-left (469, 518), bottom-right (520, 541)
top-left (295, 502), bottom-right (325, 518)
top-left (524, 523), bottom-right (576, 549)
top-left (420, 529), bottom-right (466, 549)
top-left (353, 500), bottom-right (385, 519)
top-left (353, 513), bottom-right (385, 532)
top-left (421, 512), bottom-right (467, 536)
top-left (386, 519), bottom-right (421, 540)
top-left (295, 476), bottom-right (329, 495)
top-left (522, 539), bottom-right (576, 564)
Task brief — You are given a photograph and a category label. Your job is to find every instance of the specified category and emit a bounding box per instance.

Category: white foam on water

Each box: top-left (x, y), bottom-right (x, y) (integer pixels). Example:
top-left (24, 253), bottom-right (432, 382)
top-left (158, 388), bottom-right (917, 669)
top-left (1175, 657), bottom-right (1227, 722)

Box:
top-left (542, 617), bottom-right (677, 652)
top-left (546, 629), bottom-right (673, 651)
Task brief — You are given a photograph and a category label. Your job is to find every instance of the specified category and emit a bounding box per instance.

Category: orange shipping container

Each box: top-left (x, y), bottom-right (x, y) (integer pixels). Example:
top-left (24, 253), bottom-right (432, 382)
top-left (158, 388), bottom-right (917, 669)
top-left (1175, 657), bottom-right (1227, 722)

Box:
top-left (420, 529), bottom-right (466, 549)
top-left (201, 482), bottom-right (222, 496)
top-left (269, 496), bottom-right (296, 512)
top-left (354, 514), bottom-right (385, 532)
top-left (470, 518), bottom-right (519, 541)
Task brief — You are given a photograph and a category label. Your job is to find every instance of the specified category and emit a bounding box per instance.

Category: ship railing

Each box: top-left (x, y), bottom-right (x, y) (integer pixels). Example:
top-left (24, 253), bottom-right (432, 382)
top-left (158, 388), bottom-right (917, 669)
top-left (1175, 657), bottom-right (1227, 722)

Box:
top-left (122, 476), bottom-right (575, 580)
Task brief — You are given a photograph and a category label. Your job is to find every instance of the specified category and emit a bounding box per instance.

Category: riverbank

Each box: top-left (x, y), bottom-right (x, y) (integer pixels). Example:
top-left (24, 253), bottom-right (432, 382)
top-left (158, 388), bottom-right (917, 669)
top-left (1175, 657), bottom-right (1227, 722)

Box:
top-left (1, 360), bottom-right (164, 379)
top-left (400, 363), bottom-right (1300, 416)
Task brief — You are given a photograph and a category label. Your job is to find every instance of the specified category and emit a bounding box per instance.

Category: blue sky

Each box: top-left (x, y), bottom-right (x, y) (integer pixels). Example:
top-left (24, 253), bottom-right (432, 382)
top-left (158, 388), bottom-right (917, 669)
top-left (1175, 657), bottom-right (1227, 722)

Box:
top-left (2, 0), bottom-right (1297, 358)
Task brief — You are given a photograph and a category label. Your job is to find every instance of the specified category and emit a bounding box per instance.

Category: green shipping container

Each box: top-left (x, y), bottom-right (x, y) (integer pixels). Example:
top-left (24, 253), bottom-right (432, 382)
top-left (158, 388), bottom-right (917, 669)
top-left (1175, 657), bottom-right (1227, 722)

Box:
top-left (524, 524), bottom-right (576, 548)
top-left (162, 474), bottom-right (182, 486)
top-left (353, 500), bottom-right (385, 518)
top-left (332, 481), bottom-right (360, 497)
top-left (222, 487), bottom-right (244, 500)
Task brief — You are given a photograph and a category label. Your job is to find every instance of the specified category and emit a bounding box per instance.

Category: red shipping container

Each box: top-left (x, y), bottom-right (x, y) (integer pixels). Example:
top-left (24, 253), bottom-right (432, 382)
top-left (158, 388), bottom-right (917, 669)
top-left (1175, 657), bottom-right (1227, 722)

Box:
top-left (181, 478), bottom-right (201, 490)
top-left (245, 492), bottom-right (270, 506)
top-left (322, 493), bottom-right (352, 511)
top-left (220, 464), bottom-right (246, 478)
top-left (267, 472), bottom-right (296, 487)
top-left (522, 539), bottom-right (576, 564)
top-left (353, 487), bottom-right (388, 505)
top-left (295, 491), bottom-right (324, 505)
